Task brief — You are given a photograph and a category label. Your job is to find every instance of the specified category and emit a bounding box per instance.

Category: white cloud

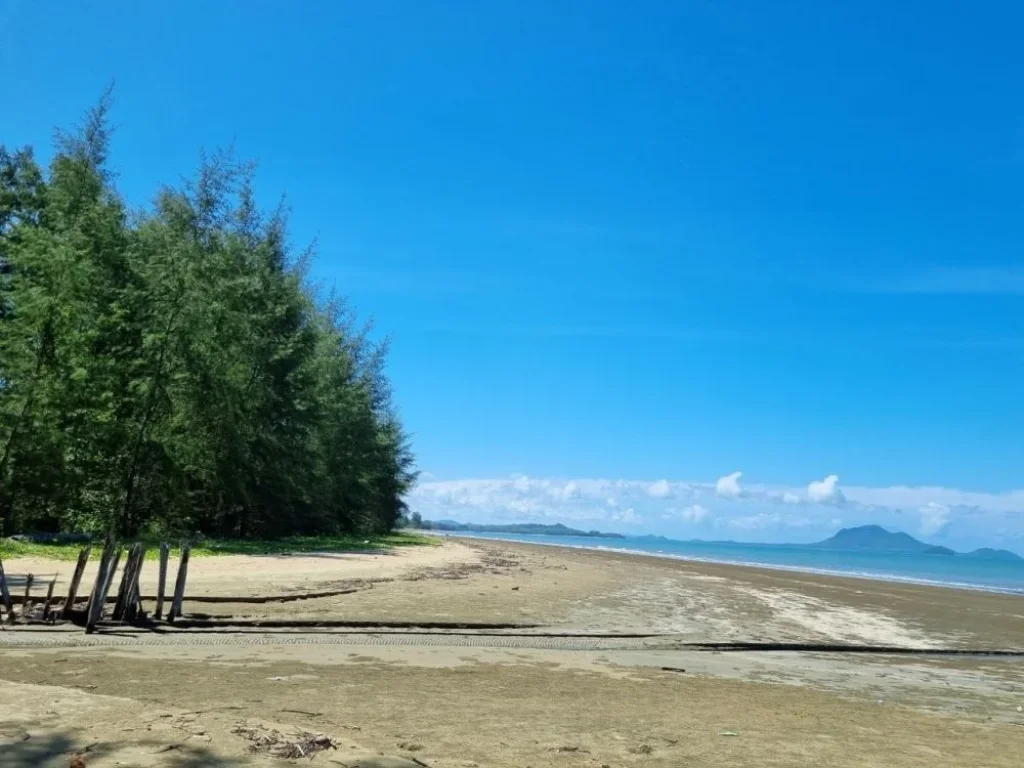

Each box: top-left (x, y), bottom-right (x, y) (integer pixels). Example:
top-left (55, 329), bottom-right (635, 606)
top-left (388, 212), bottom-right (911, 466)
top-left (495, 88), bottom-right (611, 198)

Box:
top-left (807, 474), bottom-right (845, 505)
top-left (550, 480), bottom-right (579, 501)
top-left (728, 512), bottom-right (781, 530)
top-left (716, 471), bottom-right (744, 498)
top-left (612, 507), bottom-right (639, 523)
top-left (918, 502), bottom-right (950, 536)
top-left (842, 484), bottom-right (1024, 514)
top-left (647, 479), bottom-right (672, 498)
top-left (682, 504), bottom-right (709, 523)
top-left (662, 504), bottom-right (710, 523)
top-left (406, 474), bottom-right (1024, 549)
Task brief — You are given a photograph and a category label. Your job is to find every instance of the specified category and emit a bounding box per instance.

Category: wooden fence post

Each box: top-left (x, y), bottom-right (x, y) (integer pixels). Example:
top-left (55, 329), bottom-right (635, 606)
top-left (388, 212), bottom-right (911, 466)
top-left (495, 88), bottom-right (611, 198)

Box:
top-left (0, 558), bottom-right (14, 623)
top-left (84, 537), bottom-right (117, 634)
top-left (112, 543), bottom-right (142, 621)
top-left (168, 543), bottom-right (191, 622)
top-left (126, 544), bottom-right (147, 623)
top-left (101, 547), bottom-right (122, 605)
top-left (21, 573), bottom-right (33, 619)
top-left (113, 543), bottom-right (147, 622)
top-left (155, 542), bottom-right (169, 620)
top-left (62, 546), bottom-right (91, 619)
top-left (41, 577), bottom-right (57, 621)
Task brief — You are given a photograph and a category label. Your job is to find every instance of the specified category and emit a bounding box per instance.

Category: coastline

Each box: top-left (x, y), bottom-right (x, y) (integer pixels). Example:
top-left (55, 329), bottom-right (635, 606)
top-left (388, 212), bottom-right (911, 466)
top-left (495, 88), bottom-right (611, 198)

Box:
top-left (434, 530), bottom-right (1024, 595)
top-left (425, 535), bottom-right (1024, 649)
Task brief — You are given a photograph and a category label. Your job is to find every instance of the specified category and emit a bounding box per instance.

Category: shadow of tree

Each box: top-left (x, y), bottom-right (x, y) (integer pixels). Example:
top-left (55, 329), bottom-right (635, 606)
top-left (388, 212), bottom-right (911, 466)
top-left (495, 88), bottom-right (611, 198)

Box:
top-left (1, 730), bottom-right (86, 768)
top-left (0, 730), bottom-right (246, 767)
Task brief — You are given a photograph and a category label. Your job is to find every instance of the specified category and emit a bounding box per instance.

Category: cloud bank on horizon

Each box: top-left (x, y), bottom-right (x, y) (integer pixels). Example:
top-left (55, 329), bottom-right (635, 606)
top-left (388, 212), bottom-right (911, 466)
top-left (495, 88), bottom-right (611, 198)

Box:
top-left (407, 472), bottom-right (1024, 552)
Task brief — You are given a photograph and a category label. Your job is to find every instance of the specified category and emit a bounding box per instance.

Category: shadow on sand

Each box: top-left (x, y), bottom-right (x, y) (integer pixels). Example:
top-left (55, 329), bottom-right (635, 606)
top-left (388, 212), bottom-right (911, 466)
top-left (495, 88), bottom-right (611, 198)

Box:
top-left (0, 730), bottom-right (245, 767)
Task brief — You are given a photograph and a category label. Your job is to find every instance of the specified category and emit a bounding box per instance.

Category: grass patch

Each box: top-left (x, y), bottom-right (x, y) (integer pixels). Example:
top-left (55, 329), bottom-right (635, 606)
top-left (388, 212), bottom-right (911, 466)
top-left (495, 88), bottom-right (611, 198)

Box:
top-left (0, 531), bottom-right (437, 562)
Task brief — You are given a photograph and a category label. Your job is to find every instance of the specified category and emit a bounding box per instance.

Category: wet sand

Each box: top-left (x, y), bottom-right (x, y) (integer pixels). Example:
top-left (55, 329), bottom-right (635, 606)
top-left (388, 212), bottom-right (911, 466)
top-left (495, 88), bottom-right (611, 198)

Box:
top-left (1, 537), bottom-right (1022, 766)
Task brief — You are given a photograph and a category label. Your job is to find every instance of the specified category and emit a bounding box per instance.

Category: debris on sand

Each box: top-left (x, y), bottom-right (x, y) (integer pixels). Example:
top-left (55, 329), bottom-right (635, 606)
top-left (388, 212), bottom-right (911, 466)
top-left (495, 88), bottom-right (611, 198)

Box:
top-left (232, 722), bottom-right (337, 759)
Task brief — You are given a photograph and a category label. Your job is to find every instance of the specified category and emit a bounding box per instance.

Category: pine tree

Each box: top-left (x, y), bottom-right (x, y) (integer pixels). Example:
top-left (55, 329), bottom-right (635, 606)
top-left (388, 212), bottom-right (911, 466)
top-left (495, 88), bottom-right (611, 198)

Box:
top-left (0, 98), bottom-right (415, 538)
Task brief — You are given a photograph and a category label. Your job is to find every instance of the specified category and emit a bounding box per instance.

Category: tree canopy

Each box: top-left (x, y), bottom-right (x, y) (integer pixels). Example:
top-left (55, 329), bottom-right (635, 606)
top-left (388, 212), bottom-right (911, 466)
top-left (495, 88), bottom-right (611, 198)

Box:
top-left (0, 97), bottom-right (415, 538)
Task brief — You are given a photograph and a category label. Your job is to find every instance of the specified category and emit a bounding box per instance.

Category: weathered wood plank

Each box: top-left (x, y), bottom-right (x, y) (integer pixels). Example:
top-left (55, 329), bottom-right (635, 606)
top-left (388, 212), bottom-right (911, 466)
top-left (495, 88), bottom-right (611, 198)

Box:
top-left (168, 543), bottom-right (191, 622)
top-left (62, 546), bottom-right (92, 619)
top-left (0, 558), bottom-right (14, 623)
top-left (154, 542), bottom-right (169, 619)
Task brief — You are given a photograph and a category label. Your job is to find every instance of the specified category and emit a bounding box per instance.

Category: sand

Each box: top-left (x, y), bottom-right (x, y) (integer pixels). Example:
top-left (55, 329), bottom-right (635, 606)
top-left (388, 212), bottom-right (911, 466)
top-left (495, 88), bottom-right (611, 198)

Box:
top-left (6, 540), bottom-right (480, 597)
top-left (1, 537), bottom-right (1022, 767)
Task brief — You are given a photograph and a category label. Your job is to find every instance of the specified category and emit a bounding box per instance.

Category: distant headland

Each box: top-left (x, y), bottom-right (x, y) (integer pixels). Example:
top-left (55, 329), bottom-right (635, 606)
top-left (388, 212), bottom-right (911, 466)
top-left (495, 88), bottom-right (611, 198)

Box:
top-left (407, 518), bottom-right (625, 539)
top-left (810, 525), bottom-right (1022, 560)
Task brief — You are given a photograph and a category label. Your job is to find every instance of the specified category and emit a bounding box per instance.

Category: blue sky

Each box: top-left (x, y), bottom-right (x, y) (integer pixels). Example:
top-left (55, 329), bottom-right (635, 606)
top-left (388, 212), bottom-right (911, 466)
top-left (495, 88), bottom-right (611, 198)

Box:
top-left (3, 1), bottom-right (1022, 548)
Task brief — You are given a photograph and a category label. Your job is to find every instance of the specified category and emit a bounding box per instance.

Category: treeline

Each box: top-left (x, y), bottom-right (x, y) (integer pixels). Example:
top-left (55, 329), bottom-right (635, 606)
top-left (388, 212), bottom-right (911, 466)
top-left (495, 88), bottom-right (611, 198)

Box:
top-left (0, 97), bottom-right (415, 539)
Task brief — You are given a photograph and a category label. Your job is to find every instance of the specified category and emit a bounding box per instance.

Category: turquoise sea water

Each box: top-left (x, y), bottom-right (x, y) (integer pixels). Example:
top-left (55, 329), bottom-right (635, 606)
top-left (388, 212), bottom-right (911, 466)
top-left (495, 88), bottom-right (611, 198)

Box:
top-left (446, 532), bottom-right (1024, 594)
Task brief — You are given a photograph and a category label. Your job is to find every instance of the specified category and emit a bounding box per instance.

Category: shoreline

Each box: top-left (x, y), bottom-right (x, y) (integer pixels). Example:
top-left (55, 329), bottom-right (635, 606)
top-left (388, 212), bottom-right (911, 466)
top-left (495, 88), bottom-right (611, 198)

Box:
top-left (2, 535), bottom-right (1023, 765)
top-left (436, 531), bottom-right (1024, 596)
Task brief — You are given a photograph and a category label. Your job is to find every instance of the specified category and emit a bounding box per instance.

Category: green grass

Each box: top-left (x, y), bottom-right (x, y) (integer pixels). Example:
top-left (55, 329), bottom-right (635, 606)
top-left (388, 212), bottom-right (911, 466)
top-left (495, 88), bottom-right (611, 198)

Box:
top-left (0, 531), bottom-right (437, 562)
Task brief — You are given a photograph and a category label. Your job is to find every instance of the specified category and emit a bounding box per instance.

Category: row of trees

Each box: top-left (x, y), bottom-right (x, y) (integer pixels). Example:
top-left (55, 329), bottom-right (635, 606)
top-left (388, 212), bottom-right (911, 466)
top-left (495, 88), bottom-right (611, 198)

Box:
top-left (0, 98), bottom-right (415, 538)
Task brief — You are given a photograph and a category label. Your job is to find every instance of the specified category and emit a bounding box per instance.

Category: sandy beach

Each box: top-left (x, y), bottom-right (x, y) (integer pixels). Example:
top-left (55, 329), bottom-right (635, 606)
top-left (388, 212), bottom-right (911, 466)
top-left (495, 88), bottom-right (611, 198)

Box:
top-left (2, 536), bottom-right (1023, 766)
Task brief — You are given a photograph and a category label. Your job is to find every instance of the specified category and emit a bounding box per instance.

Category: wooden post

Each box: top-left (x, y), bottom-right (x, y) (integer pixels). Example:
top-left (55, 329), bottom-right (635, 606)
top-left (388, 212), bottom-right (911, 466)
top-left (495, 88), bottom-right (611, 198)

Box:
top-left (112, 546), bottom-right (134, 620)
top-left (112, 543), bottom-right (142, 621)
top-left (62, 546), bottom-right (91, 619)
top-left (154, 542), bottom-right (169, 620)
top-left (101, 548), bottom-right (122, 606)
top-left (114, 543), bottom-right (146, 622)
top-left (85, 537), bottom-right (116, 634)
top-left (21, 573), bottom-right (33, 619)
top-left (126, 544), bottom-right (147, 623)
top-left (0, 558), bottom-right (14, 623)
top-left (41, 577), bottom-right (57, 621)
top-left (168, 543), bottom-right (191, 622)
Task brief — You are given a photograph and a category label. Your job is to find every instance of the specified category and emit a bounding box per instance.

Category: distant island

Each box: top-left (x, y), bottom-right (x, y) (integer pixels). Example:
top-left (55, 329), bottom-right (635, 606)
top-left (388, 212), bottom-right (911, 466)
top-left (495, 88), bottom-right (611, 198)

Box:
top-left (407, 517), bottom-right (625, 539)
top-left (811, 525), bottom-right (1022, 561)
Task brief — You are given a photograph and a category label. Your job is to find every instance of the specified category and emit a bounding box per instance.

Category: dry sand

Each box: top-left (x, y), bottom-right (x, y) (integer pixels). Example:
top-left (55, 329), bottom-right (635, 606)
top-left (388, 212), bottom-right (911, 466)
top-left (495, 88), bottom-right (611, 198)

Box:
top-left (1, 537), bottom-right (1023, 767)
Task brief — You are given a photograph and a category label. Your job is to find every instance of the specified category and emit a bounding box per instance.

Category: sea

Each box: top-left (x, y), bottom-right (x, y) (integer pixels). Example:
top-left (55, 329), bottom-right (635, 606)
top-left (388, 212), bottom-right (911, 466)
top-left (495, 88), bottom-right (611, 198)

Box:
top-left (441, 532), bottom-right (1024, 594)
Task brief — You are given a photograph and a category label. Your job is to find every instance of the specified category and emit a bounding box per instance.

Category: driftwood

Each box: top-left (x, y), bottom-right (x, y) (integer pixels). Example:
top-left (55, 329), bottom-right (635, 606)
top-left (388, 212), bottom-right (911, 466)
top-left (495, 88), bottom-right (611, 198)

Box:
top-left (155, 542), bottom-right (169, 619)
top-left (0, 558), bottom-right (14, 622)
top-left (62, 546), bottom-right (91, 618)
top-left (168, 543), bottom-right (191, 622)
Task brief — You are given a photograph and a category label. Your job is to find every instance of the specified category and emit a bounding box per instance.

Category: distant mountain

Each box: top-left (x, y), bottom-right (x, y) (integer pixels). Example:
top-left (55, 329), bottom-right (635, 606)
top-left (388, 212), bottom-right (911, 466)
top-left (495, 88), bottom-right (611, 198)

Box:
top-left (813, 525), bottom-right (951, 554)
top-left (812, 525), bottom-right (1020, 559)
top-left (965, 547), bottom-right (1024, 562)
top-left (422, 521), bottom-right (625, 539)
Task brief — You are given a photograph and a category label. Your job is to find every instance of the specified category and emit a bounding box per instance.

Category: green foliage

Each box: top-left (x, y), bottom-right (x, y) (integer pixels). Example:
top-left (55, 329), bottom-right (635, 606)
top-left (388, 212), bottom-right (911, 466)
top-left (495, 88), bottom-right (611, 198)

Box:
top-left (0, 98), bottom-right (415, 539)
